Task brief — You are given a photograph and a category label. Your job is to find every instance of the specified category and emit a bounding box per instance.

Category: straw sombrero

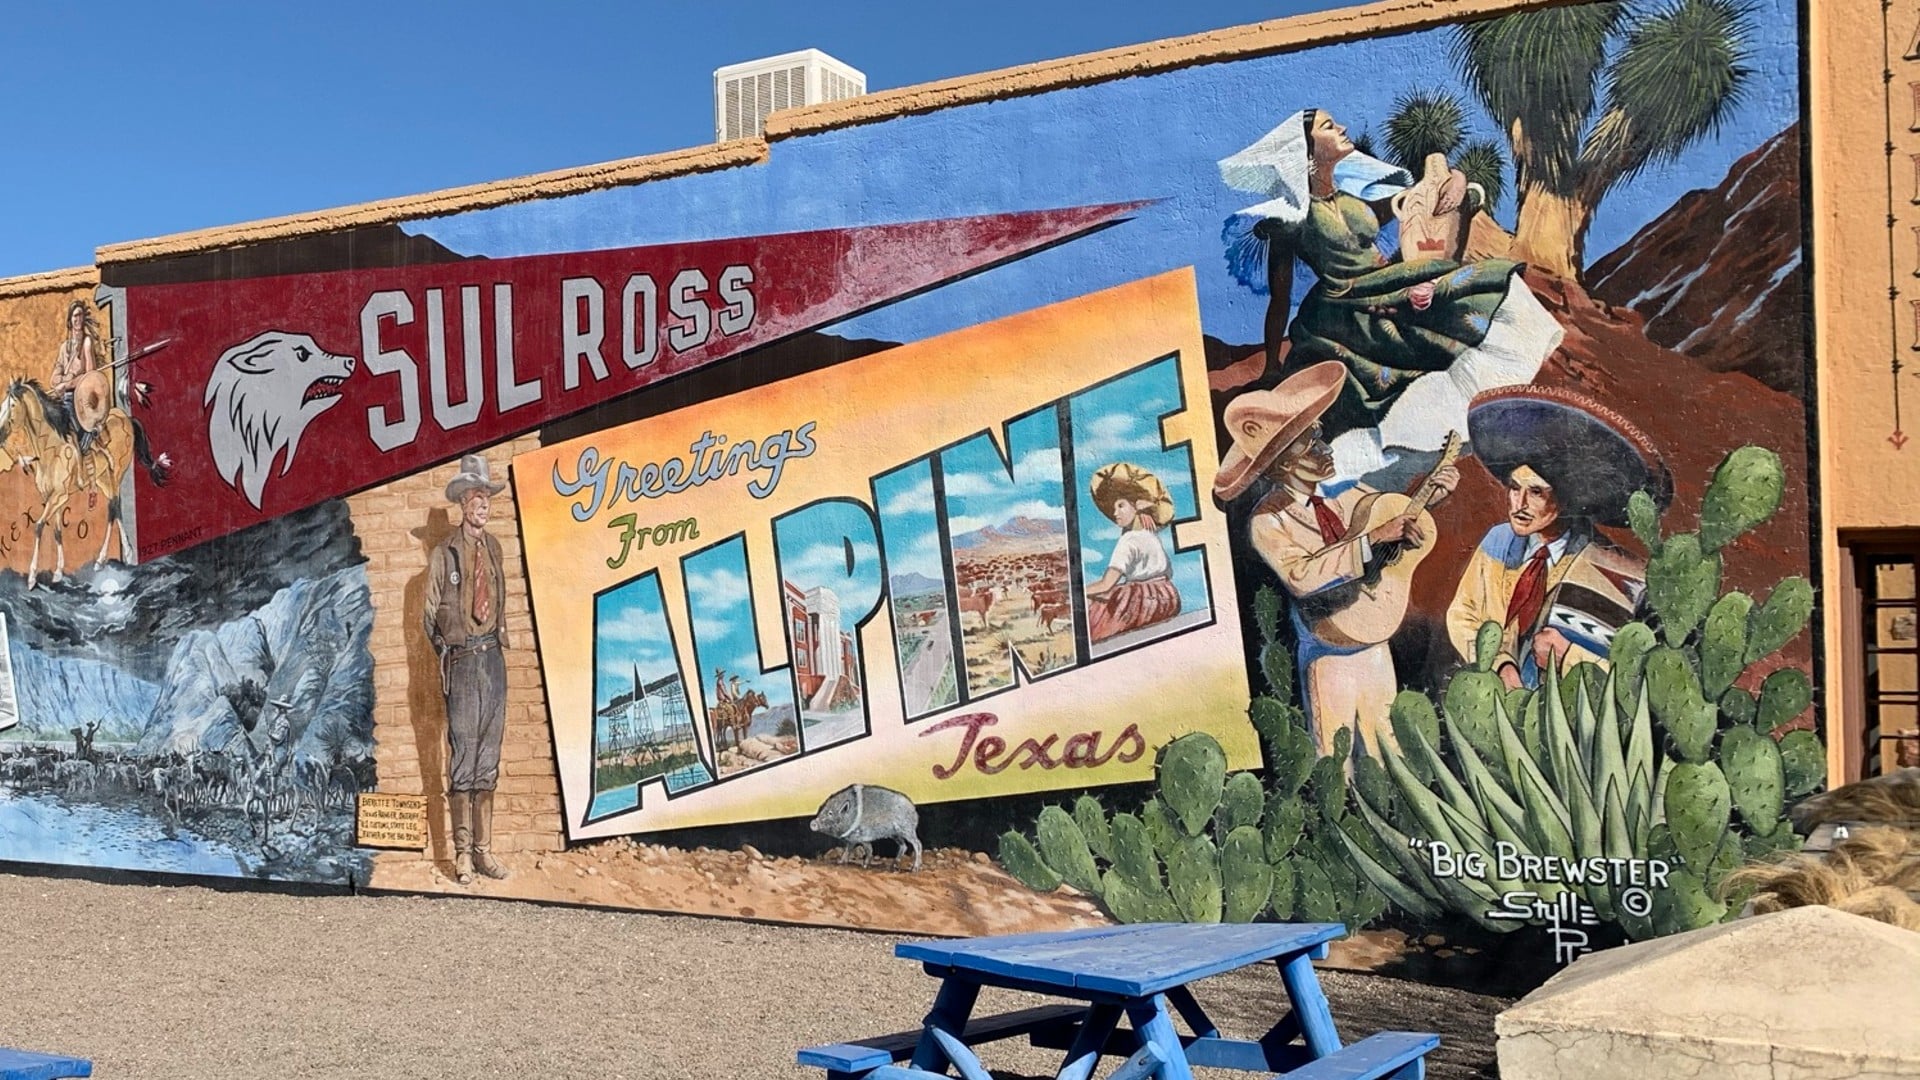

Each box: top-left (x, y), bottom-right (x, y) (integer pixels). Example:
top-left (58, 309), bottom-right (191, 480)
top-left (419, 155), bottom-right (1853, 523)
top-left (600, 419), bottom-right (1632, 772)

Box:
top-left (1467, 385), bottom-right (1671, 527)
top-left (1213, 361), bottom-right (1346, 501)
top-left (1090, 463), bottom-right (1175, 527)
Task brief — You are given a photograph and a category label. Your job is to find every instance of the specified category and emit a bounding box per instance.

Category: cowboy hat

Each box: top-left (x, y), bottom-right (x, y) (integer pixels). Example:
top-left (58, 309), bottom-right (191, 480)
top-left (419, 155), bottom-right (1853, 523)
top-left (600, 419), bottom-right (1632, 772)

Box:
top-left (1090, 463), bottom-right (1175, 527)
top-left (1467, 385), bottom-right (1671, 528)
top-left (1213, 361), bottom-right (1347, 502)
top-left (445, 453), bottom-right (506, 504)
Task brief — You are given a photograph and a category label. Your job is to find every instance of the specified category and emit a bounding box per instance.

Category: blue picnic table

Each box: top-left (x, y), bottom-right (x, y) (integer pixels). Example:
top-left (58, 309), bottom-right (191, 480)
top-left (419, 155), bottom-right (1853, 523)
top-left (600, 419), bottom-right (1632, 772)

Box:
top-left (798, 922), bottom-right (1438, 1080)
top-left (0, 1048), bottom-right (91, 1080)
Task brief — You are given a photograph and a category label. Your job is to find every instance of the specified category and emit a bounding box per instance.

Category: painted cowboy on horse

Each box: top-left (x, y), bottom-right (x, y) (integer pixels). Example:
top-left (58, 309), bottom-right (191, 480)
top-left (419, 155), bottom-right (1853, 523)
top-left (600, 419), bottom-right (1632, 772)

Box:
top-left (0, 301), bottom-right (172, 587)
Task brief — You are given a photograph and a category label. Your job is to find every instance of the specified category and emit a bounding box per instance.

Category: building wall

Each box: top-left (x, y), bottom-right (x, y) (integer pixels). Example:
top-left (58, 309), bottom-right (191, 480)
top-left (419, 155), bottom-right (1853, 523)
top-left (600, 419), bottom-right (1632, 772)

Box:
top-left (0, 0), bottom-right (1827, 980)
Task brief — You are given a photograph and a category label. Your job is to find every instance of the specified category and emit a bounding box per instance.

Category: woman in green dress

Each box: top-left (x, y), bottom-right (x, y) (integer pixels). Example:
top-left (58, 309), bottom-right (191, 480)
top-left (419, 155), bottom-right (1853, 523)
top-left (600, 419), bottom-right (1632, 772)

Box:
top-left (1219, 109), bottom-right (1563, 486)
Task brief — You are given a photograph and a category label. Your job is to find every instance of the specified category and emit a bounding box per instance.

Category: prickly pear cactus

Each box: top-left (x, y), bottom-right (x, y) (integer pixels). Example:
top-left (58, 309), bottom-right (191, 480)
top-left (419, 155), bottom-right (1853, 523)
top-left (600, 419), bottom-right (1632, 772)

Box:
top-left (1652, 868), bottom-right (1727, 936)
top-left (1261, 641), bottom-right (1294, 700)
top-left (1608, 622), bottom-right (1658, 710)
top-left (1263, 794), bottom-right (1307, 861)
top-left (1158, 733), bottom-right (1228, 837)
top-left (1645, 534), bottom-right (1721, 646)
top-left (1108, 813), bottom-right (1162, 894)
top-left (1072, 795), bottom-right (1112, 862)
top-left (1352, 755), bottom-right (1394, 822)
top-left (1253, 585), bottom-right (1284, 646)
top-left (998, 831), bottom-right (1063, 892)
top-left (1219, 772), bottom-right (1265, 833)
top-left (1746, 577), bottom-right (1813, 663)
top-left (1718, 687), bottom-right (1757, 726)
top-left (1756, 668), bottom-right (1813, 733)
top-left (1035, 805), bottom-right (1102, 895)
top-left (1779, 730), bottom-right (1826, 797)
top-left (1473, 619), bottom-right (1504, 673)
top-left (1628, 489), bottom-right (1663, 554)
top-left (1220, 826), bottom-right (1273, 922)
top-left (1269, 859), bottom-right (1298, 920)
top-left (1720, 725), bottom-right (1786, 829)
top-left (1252, 699), bottom-right (1316, 798)
top-left (1664, 762), bottom-right (1733, 873)
top-left (1698, 446), bottom-right (1784, 554)
top-left (1101, 869), bottom-right (1179, 923)
top-left (1645, 647), bottom-right (1714, 763)
top-left (1699, 592), bottom-right (1753, 699)
top-left (1295, 858), bottom-right (1340, 923)
top-left (1309, 752), bottom-right (1348, 822)
top-left (1445, 668), bottom-right (1506, 767)
top-left (1142, 797), bottom-right (1182, 860)
top-left (1166, 835), bottom-right (1223, 923)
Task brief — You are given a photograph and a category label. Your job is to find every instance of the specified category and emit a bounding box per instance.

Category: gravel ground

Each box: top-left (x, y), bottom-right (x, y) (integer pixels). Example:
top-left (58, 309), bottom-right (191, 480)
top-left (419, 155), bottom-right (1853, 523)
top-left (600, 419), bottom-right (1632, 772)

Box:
top-left (0, 871), bottom-right (1507, 1079)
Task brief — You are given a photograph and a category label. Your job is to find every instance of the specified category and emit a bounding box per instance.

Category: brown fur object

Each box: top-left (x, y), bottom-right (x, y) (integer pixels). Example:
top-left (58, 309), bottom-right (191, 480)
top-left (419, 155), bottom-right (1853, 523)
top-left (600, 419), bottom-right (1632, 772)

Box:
top-left (1788, 767), bottom-right (1920, 834)
top-left (1725, 826), bottom-right (1920, 932)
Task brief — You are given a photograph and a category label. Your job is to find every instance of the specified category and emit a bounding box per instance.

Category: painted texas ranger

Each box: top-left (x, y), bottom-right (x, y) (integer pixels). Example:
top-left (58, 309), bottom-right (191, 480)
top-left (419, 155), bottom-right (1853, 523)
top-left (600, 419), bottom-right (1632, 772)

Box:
top-left (423, 454), bottom-right (512, 884)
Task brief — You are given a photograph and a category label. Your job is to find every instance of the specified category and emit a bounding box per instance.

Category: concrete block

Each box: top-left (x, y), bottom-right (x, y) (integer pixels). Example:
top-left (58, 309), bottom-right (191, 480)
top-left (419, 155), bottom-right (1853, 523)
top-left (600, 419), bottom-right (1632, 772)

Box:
top-left (1497, 906), bottom-right (1920, 1079)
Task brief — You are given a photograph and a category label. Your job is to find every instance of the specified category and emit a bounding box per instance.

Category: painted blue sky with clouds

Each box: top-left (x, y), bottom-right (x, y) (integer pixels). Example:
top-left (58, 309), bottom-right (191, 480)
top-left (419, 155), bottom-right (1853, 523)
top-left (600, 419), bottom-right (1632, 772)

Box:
top-left (409, 0), bottom-right (1802, 351)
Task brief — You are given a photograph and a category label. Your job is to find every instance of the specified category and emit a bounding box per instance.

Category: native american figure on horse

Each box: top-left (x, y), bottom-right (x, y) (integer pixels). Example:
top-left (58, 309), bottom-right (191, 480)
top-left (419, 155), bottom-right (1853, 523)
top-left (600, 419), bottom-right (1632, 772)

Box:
top-left (0, 302), bottom-right (171, 587)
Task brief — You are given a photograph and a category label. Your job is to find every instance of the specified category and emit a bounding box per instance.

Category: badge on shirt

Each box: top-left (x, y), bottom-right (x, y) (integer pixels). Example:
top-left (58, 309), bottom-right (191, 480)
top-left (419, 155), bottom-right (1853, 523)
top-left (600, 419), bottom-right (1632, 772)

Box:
top-left (449, 569), bottom-right (461, 585)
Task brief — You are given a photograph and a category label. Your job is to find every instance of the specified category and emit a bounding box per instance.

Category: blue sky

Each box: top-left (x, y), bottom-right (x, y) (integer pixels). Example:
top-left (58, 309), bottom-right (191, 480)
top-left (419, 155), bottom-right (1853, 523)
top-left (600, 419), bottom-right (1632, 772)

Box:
top-left (593, 572), bottom-right (681, 714)
top-left (1, 2), bottom-right (1799, 282)
top-left (0, 0), bottom-right (1348, 277)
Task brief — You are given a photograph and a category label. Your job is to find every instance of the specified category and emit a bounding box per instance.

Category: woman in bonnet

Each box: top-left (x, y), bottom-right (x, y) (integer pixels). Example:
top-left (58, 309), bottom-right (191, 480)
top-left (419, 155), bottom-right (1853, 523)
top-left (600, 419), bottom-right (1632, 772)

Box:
top-left (1084, 462), bottom-right (1182, 644)
top-left (1219, 109), bottom-right (1563, 484)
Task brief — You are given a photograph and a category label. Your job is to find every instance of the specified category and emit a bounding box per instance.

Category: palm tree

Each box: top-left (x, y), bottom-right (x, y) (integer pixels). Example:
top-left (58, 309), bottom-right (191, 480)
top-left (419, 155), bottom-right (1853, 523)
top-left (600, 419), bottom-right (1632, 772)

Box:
top-left (1452, 0), bottom-right (1753, 280)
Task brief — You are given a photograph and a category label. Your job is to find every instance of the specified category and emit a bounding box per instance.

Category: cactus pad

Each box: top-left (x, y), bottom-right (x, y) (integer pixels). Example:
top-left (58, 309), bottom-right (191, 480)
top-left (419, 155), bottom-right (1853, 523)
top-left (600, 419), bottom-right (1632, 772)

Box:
top-left (1608, 622), bottom-right (1657, 710)
top-left (1747, 577), bottom-right (1813, 663)
top-left (1719, 724), bottom-right (1785, 829)
top-left (1263, 794), bottom-right (1308, 861)
top-left (1778, 729), bottom-right (1826, 797)
top-left (1698, 445), bottom-right (1784, 554)
top-left (1645, 534), bottom-right (1721, 646)
top-left (1166, 835), bottom-right (1224, 923)
top-left (1664, 762), bottom-right (1732, 873)
top-left (1627, 489), bottom-right (1663, 553)
top-left (1756, 668), bottom-right (1813, 733)
top-left (1699, 591), bottom-right (1753, 699)
top-left (1446, 668), bottom-right (1506, 767)
top-left (1035, 806), bottom-right (1102, 895)
top-left (997, 831), bottom-right (1063, 892)
top-left (1220, 772), bottom-right (1265, 834)
top-left (1221, 826), bottom-right (1274, 923)
top-left (1072, 795), bottom-right (1113, 862)
top-left (1158, 733), bottom-right (1228, 837)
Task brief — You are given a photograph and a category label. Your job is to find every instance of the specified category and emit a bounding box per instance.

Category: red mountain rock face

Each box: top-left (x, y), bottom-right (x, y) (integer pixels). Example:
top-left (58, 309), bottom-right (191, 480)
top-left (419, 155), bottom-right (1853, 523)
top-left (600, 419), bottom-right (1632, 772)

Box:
top-left (1587, 125), bottom-right (1805, 394)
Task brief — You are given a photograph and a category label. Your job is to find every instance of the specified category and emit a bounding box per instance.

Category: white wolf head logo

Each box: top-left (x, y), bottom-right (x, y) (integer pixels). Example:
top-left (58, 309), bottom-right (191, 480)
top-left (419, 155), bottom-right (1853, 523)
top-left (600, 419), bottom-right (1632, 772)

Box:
top-left (204, 331), bottom-right (357, 509)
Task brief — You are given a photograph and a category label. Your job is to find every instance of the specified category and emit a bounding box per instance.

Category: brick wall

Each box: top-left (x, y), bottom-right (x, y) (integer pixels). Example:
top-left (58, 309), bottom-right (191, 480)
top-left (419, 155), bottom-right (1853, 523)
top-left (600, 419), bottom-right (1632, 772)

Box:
top-left (346, 437), bottom-right (565, 857)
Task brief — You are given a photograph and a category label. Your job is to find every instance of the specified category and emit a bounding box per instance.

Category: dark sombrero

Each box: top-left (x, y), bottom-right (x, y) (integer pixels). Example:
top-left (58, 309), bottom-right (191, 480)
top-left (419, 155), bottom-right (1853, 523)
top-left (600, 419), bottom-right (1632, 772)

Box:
top-left (1466, 385), bottom-right (1671, 528)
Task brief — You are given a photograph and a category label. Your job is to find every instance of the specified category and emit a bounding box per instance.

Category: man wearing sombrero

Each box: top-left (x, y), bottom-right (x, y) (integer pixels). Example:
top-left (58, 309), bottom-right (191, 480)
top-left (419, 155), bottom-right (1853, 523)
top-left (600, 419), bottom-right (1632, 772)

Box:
top-left (1447, 387), bottom-right (1670, 689)
top-left (422, 453), bottom-right (512, 884)
top-left (1217, 362), bottom-right (1457, 757)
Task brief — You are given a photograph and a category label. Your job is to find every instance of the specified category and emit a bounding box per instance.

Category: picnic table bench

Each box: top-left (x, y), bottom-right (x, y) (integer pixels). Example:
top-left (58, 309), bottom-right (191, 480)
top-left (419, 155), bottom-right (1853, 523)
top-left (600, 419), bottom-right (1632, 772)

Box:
top-left (0, 1048), bottom-right (91, 1080)
top-left (799, 922), bottom-right (1438, 1080)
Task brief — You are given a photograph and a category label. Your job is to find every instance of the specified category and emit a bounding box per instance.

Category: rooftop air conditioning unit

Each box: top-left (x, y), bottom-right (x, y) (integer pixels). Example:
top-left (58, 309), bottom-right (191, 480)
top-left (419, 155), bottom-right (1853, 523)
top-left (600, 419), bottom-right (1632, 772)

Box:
top-left (715, 49), bottom-right (866, 142)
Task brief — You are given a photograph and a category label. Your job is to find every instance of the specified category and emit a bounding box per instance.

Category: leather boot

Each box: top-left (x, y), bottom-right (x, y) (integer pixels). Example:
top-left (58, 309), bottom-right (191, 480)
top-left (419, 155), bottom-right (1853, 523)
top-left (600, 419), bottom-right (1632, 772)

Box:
top-left (471, 789), bottom-right (510, 880)
top-left (449, 790), bottom-right (474, 885)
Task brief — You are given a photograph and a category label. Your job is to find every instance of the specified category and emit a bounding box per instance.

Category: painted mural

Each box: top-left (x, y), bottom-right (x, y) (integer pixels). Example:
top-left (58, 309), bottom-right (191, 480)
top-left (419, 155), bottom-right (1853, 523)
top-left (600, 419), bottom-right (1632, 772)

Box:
top-left (0, 0), bottom-right (1815, 977)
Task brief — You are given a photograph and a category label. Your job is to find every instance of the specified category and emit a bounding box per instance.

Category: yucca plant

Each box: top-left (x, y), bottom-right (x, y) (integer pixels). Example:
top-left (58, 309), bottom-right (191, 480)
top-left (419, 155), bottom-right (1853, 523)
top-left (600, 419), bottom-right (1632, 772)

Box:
top-left (1452, 0), bottom-right (1754, 279)
top-left (1348, 444), bottom-right (1826, 940)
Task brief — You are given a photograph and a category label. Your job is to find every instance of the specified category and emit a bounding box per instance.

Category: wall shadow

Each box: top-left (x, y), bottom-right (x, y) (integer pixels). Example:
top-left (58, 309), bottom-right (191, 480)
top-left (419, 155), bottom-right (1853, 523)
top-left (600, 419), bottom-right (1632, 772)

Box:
top-left (406, 507), bottom-right (456, 875)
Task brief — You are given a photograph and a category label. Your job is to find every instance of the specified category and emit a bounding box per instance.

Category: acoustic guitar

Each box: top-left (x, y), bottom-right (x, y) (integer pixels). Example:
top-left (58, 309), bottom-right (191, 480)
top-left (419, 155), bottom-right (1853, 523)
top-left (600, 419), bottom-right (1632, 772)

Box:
top-left (1301, 431), bottom-right (1464, 648)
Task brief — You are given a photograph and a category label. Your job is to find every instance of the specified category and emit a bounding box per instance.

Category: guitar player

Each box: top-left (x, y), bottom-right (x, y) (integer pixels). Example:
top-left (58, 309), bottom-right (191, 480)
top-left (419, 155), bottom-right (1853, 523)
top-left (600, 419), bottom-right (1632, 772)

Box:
top-left (1215, 362), bottom-right (1458, 760)
top-left (1446, 386), bottom-right (1668, 689)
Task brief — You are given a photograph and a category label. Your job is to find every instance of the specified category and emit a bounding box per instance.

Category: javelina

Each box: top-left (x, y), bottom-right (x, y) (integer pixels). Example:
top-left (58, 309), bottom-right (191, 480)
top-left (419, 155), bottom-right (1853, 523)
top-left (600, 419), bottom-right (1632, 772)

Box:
top-left (809, 783), bottom-right (922, 872)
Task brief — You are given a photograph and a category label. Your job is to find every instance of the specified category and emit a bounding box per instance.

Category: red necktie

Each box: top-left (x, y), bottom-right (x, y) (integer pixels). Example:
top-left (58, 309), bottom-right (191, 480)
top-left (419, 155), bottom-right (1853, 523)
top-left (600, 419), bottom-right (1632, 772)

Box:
top-left (1307, 495), bottom-right (1346, 545)
top-left (1506, 545), bottom-right (1552, 632)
